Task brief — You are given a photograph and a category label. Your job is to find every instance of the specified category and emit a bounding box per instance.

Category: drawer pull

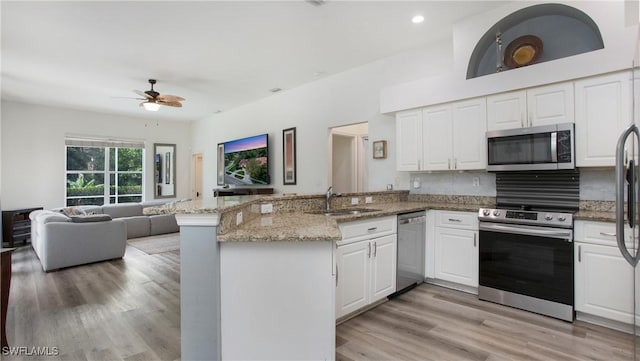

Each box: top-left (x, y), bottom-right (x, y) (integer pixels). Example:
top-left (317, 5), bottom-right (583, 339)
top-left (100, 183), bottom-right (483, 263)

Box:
top-left (367, 227), bottom-right (378, 232)
top-left (448, 218), bottom-right (462, 222)
top-left (599, 232), bottom-right (616, 237)
top-left (578, 245), bottom-right (581, 262)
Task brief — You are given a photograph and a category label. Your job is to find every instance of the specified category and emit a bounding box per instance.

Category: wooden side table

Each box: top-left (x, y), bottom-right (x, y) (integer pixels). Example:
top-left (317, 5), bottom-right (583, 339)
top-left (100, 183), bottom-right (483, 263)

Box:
top-left (2, 207), bottom-right (42, 247)
top-left (1, 248), bottom-right (15, 349)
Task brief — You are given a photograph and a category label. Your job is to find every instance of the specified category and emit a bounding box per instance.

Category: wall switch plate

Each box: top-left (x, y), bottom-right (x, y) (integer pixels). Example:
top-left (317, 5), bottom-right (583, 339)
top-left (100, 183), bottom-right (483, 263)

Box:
top-left (472, 177), bottom-right (480, 187)
top-left (387, 184), bottom-right (393, 190)
top-left (351, 197), bottom-right (359, 205)
top-left (365, 196), bottom-right (373, 204)
top-left (261, 203), bottom-right (273, 214)
top-left (236, 211), bottom-right (243, 225)
top-left (413, 178), bottom-right (421, 188)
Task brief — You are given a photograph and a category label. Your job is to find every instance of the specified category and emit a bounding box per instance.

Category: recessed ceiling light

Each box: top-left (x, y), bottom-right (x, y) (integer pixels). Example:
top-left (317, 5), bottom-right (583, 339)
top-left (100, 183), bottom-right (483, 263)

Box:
top-left (412, 15), bottom-right (424, 24)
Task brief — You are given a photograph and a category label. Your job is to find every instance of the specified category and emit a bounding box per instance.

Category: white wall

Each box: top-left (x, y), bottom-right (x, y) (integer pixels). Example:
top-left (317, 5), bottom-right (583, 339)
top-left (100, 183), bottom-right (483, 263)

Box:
top-left (189, 42), bottom-right (454, 195)
top-left (382, 0), bottom-right (639, 113)
top-left (1, 101), bottom-right (191, 210)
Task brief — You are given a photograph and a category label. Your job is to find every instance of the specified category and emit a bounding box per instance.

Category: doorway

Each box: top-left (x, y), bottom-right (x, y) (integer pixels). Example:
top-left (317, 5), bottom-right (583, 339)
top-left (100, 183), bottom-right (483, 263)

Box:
top-left (329, 123), bottom-right (368, 194)
top-left (192, 153), bottom-right (203, 200)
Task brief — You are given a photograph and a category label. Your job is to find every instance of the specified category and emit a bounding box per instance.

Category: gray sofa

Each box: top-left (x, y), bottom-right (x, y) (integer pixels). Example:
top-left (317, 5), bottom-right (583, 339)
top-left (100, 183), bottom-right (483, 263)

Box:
top-left (29, 202), bottom-right (179, 271)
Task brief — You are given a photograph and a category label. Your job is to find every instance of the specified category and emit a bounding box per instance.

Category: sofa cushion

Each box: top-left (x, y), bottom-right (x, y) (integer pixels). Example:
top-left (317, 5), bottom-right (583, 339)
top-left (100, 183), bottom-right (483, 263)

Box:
top-left (36, 212), bottom-right (71, 224)
top-left (123, 216), bottom-right (151, 238)
top-left (70, 214), bottom-right (112, 223)
top-left (59, 207), bottom-right (86, 217)
top-left (102, 204), bottom-right (143, 219)
top-left (150, 214), bottom-right (179, 235)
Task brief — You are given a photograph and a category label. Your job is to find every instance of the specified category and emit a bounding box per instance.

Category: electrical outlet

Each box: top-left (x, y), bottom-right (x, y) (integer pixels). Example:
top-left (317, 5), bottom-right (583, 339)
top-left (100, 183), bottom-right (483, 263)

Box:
top-left (261, 203), bottom-right (273, 214)
top-left (365, 196), bottom-right (373, 204)
top-left (351, 197), bottom-right (359, 205)
top-left (413, 178), bottom-right (421, 189)
top-left (387, 184), bottom-right (393, 190)
top-left (472, 177), bottom-right (480, 187)
top-left (236, 211), bottom-right (243, 225)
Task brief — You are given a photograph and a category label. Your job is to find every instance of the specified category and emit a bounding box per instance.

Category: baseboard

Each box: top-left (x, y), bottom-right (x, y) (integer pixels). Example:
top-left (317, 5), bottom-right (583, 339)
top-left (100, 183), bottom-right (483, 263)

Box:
top-left (425, 278), bottom-right (478, 295)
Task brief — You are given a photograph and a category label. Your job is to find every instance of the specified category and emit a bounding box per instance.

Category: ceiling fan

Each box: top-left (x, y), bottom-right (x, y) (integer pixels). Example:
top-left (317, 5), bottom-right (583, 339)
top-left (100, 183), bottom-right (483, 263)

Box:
top-left (133, 79), bottom-right (185, 111)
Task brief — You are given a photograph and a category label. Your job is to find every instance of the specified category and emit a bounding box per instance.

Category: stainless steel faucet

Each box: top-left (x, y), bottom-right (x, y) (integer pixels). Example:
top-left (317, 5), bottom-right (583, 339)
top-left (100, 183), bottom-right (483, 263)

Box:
top-left (326, 186), bottom-right (333, 211)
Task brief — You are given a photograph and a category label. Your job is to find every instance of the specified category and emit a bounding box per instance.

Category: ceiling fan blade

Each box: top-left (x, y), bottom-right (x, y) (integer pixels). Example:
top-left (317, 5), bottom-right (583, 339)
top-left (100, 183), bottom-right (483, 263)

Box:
top-left (134, 90), bottom-right (153, 99)
top-left (158, 100), bottom-right (183, 108)
top-left (157, 94), bottom-right (185, 102)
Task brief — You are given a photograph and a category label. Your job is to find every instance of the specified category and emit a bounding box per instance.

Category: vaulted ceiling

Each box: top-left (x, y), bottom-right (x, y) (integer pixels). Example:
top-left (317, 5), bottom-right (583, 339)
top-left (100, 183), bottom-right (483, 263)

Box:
top-left (1, 1), bottom-right (508, 122)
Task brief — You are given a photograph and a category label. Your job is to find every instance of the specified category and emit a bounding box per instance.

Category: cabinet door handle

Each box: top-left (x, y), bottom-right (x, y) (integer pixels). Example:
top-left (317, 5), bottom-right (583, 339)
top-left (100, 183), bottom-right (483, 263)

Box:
top-left (448, 159), bottom-right (451, 169)
top-left (529, 112), bottom-right (533, 127)
top-left (374, 242), bottom-right (377, 257)
top-left (418, 160), bottom-right (421, 170)
top-left (578, 245), bottom-right (581, 262)
top-left (448, 218), bottom-right (462, 222)
top-left (368, 243), bottom-right (371, 258)
top-left (336, 265), bottom-right (339, 287)
top-left (474, 233), bottom-right (477, 247)
top-left (599, 232), bottom-right (616, 237)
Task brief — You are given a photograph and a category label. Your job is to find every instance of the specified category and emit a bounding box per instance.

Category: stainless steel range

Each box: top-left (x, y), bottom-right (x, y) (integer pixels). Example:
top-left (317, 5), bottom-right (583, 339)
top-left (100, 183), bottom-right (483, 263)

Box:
top-left (478, 170), bottom-right (579, 322)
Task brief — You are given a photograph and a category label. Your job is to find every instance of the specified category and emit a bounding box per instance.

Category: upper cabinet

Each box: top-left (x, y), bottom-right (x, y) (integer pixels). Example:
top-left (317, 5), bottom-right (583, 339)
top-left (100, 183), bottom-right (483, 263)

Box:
top-left (575, 71), bottom-right (632, 167)
top-left (487, 82), bottom-right (574, 131)
top-left (395, 109), bottom-right (422, 171)
top-left (396, 98), bottom-right (487, 172)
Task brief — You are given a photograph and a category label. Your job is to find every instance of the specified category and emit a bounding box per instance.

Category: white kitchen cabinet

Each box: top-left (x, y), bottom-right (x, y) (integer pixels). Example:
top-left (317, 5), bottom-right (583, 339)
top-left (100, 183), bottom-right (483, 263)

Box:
top-left (422, 104), bottom-right (452, 171)
top-left (487, 82), bottom-right (574, 131)
top-left (336, 239), bottom-right (369, 317)
top-left (336, 234), bottom-right (397, 318)
top-left (452, 98), bottom-right (487, 170)
top-left (575, 71), bottom-right (632, 167)
top-left (487, 90), bottom-right (526, 131)
top-left (395, 109), bottom-right (422, 171)
top-left (336, 216), bottom-right (397, 319)
top-left (396, 98), bottom-right (486, 172)
top-left (369, 234), bottom-right (397, 302)
top-left (574, 220), bottom-right (639, 326)
top-left (526, 82), bottom-right (575, 126)
top-left (432, 211), bottom-right (478, 289)
top-left (575, 242), bottom-right (635, 324)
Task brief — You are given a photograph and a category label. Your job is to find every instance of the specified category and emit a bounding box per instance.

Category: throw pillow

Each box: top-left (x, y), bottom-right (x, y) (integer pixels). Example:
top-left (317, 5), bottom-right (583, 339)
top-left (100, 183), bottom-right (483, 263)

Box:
top-left (60, 207), bottom-right (86, 217)
top-left (69, 214), bottom-right (112, 223)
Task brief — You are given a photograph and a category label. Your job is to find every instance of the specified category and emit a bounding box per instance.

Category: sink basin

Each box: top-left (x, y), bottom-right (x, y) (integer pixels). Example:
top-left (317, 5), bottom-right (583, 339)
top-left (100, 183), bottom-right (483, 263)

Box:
top-left (306, 208), bottom-right (380, 216)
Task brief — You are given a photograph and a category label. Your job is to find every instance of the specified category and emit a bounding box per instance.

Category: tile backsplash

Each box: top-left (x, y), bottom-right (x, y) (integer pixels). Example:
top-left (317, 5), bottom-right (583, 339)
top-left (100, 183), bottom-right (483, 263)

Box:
top-left (409, 168), bottom-right (616, 201)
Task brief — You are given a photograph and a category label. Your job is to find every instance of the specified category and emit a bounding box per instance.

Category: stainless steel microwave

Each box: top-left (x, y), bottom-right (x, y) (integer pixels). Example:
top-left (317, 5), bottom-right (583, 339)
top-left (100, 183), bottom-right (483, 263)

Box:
top-left (486, 123), bottom-right (575, 171)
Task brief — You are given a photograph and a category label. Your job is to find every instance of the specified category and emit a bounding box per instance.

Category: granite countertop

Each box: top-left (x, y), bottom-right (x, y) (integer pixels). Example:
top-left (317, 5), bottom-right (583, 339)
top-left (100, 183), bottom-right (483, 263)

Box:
top-left (574, 210), bottom-right (616, 222)
top-left (217, 201), bottom-right (489, 242)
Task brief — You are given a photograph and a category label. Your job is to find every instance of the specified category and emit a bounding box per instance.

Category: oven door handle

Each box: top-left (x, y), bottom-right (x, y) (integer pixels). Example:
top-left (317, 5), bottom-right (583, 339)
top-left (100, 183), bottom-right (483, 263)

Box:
top-left (479, 223), bottom-right (572, 240)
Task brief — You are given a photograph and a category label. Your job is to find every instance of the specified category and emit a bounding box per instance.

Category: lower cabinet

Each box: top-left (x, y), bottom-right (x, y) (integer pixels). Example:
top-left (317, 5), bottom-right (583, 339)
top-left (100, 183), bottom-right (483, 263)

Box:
top-left (434, 227), bottom-right (478, 287)
top-left (431, 211), bottom-right (478, 289)
top-left (336, 234), bottom-right (397, 318)
top-left (574, 220), bottom-right (640, 326)
top-left (575, 242), bottom-right (637, 324)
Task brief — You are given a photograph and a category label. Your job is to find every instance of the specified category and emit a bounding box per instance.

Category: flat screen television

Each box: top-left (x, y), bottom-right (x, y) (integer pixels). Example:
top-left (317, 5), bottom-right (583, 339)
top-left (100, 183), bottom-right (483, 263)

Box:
top-left (223, 134), bottom-right (270, 185)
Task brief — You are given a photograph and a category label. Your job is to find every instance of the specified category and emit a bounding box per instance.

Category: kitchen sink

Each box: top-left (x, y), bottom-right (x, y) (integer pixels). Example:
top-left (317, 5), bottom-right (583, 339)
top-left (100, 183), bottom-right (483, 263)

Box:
top-left (305, 208), bottom-right (381, 216)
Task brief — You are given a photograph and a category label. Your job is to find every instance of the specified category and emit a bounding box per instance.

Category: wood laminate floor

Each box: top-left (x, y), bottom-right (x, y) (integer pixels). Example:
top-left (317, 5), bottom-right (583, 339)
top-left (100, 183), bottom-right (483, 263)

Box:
top-left (4, 244), bottom-right (635, 361)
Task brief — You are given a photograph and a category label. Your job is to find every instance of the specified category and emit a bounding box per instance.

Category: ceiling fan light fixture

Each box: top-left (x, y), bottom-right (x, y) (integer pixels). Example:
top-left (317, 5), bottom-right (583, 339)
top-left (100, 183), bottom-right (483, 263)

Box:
top-left (143, 101), bottom-right (161, 112)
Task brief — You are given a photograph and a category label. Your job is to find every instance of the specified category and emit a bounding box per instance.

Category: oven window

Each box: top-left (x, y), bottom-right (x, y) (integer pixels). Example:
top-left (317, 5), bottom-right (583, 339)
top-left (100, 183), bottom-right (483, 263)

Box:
top-left (479, 230), bottom-right (573, 305)
top-left (488, 133), bottom-right (553, 165)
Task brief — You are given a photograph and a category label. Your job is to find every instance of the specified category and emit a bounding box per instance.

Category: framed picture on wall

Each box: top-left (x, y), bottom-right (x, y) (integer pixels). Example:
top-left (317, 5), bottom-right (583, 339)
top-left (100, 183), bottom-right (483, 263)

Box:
top-left (217, 143), bottom-right (225, 185)
top-left (283, 127), bottom-right (297, 185)
top-left (373, 140), bottom-right (387, 159)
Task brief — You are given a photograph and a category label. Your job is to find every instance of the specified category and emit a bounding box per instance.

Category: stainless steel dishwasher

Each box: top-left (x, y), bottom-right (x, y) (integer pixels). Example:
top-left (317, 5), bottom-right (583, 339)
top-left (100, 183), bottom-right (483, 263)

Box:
top-left (394, 211), bottom-right (426, 295)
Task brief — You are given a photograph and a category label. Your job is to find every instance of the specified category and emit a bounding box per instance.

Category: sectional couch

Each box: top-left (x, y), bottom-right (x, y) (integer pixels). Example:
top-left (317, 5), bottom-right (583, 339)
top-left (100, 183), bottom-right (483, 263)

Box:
top-left (29, 202), bottom-right (179, 271)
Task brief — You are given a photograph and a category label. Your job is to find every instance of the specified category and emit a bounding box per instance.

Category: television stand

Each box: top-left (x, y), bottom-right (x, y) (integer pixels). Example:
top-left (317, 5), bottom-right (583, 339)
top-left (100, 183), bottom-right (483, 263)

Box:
top-left (214, 188), bottom-right (274, 197)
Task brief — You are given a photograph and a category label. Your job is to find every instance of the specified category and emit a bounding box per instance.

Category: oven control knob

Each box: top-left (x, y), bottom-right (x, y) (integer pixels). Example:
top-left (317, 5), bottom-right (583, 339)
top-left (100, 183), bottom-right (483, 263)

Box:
top-left (482, 209), bottom-right (491, 216)
top-left (558, 216), bottom-right (566, 222)
top-left (492, 210), bottom-right (501, 217)
top-left (545, 214), bottom-right (554, 221)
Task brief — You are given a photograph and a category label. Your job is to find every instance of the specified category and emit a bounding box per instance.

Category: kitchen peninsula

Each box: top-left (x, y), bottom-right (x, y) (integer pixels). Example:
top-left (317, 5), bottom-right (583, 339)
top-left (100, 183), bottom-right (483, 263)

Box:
top-left (151, 191), bottom-right (491, 360)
